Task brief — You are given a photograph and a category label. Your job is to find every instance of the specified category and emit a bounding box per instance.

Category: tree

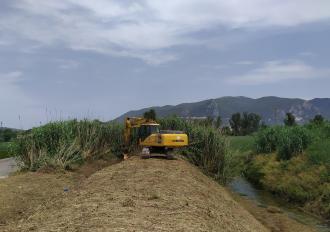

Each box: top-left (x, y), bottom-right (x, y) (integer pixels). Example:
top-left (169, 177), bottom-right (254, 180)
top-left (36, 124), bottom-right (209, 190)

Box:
top-left (284, 112), bottom-right (296, 126)
top-left (3, 129), bottom-right (15, 142)
top-left (241, 112), bottom-right (250, 135)
top-left (230, 112), bottom-right (261, 136)
top-left (240, 112), bottom-right (261, 135)
top-left (143, 109), bottom-right (157, 120)
top-left (247, 113), bottom-right (261, 133)
top-left (229, 113), bottom-right (241, 136)
top-left (311, 114), bottom-right (324, 125)
top-left (215, 116), bottom-right (222, 129)
top-left (221, 126), bottom-right (232, 135)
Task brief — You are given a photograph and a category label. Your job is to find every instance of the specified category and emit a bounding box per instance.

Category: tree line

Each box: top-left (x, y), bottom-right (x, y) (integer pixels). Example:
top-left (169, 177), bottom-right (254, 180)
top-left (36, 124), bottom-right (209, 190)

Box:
top-left (143, 109), bottom-right (326, 136)
top-left (0, 128), bottom-right (18, 142)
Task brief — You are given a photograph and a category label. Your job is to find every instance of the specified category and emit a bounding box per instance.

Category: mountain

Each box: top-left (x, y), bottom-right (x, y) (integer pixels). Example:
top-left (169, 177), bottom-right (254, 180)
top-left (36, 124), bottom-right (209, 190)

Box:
top-left (115, 96), bottom-right (330, 124)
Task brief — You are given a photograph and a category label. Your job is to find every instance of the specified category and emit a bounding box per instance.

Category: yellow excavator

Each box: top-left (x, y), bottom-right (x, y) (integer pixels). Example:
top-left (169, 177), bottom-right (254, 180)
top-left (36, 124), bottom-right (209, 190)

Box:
top-left (124, 117), bottom-right (188, 159)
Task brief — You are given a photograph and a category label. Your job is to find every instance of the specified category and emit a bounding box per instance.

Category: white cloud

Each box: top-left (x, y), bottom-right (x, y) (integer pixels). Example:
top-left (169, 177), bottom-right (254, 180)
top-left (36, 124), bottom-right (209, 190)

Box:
top-left (228, 60), bottom-right (330, 85)
top-left (235, 61), bottom-right (255, 65)
top-left (1, 0), bottom-right (330, 64)
top-left (57, 59), bottom-right (80, 69)
top-left (299, 52), bottom-right (316, 57)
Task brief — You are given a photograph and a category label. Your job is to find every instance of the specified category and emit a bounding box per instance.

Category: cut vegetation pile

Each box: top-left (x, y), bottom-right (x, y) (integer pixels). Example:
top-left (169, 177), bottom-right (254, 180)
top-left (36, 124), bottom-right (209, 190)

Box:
top-left (1, 157), bottom-right (267, 232)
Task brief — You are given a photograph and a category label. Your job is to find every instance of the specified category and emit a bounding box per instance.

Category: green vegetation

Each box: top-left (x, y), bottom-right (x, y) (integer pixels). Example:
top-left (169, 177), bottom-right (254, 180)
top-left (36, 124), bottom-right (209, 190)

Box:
top-left (0, 128), bottom-right (19, 159)
top-left (14, 117), bottom-right (233, 184)
top-left (0, 142), bottom-right (14, 159)
top-left (143, 109), bottom-right (157, 120)
top-left (159, 116), bottom-right (231, 184)
top-left (0, 128), bottom-right (18, 142)
top-left (14, 120), bottom-right (123, 171)
top-left (246, 120), bottom-right (330, 219)
top-left (228, 136), bottom-right (254, 154)
top-left (229, 112), bottom-right (261, 136)
top-left (283, 112), bottom-right (297, 126)
top-left (310, 114), bottom-right (324, 125)
top-left (255, 126), bottom-right (311, 160)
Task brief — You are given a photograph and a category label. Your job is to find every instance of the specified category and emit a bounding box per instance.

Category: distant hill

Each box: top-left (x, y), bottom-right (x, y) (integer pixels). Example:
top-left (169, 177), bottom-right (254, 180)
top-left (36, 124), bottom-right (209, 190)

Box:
top-left (115, 96), bottom-right (330, 125)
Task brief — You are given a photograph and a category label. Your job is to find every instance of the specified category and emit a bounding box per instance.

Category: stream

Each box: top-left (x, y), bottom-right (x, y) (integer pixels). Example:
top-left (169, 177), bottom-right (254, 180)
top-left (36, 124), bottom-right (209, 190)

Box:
top-left (229, 177), bottom-right (330, 232)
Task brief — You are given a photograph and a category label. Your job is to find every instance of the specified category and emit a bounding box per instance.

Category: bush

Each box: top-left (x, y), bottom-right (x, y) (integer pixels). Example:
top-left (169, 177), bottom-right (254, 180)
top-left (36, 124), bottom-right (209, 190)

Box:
top-left (255, 126), bottom-right (311, 160)
top-left (307, 140), bottom-right (330, 165)
top-left (14, 120), bottom-right (123, 171)
top-left (306, 122), bottom-right (330, 165)
top-left (277, 127), bottom-right (311, 160)
top-left (159, 116), bottom-right (230, 183)
top-left (255, 127), bottom-right (279, 153)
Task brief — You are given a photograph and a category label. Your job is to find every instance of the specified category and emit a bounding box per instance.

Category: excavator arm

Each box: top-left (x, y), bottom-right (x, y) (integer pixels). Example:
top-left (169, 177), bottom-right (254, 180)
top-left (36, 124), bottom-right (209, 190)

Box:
top-left (124, 117), bottom-right (157, 146)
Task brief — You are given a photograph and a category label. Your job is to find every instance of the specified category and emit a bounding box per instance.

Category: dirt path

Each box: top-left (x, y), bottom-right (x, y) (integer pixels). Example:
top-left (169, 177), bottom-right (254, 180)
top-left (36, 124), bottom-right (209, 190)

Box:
top-left (1, 157), bottom-right (267, 232)
top-left (0, 158), bottom-right (17, 179)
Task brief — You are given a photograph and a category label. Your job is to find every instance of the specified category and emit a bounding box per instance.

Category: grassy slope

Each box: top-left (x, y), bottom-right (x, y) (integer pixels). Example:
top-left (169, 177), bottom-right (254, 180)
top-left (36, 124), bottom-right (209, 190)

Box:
top-left (0, 142), bottom-right (13, 159)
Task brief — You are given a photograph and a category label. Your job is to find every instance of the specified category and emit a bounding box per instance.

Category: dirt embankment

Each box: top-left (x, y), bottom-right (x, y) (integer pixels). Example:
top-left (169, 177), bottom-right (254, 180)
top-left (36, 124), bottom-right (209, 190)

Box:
top-left (0, 157), bottom-right (314, 232)
top-left (1, 157), bottom-right (267, 231)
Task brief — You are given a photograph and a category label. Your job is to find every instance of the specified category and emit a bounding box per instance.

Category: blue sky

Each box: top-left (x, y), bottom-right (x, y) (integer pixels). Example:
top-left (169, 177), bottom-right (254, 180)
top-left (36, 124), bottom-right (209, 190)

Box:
top-left (0, 0), bottom-right (330, 128)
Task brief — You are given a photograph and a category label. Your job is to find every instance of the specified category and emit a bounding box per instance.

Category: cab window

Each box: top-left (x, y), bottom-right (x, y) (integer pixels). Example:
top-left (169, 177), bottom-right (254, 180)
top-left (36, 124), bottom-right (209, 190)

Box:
top-left (139, 125), bottom-right (159, 141)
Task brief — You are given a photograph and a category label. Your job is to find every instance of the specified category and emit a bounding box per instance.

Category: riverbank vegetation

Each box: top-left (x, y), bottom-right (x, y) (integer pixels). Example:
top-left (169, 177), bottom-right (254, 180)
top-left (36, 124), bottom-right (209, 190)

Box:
top-left (245, 120), bottom-right (330, 219)
top-left (0, 128), bottom-right (19, 159)
top-left (0, 142), bottom-right (14, 159)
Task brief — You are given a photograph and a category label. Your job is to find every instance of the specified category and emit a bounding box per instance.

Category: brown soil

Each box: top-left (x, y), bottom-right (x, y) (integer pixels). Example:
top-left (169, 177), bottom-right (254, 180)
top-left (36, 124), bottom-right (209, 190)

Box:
top-left (1, 157), bottom-right (267, 232)
top-left (0, 172), bottom-right (74, 226)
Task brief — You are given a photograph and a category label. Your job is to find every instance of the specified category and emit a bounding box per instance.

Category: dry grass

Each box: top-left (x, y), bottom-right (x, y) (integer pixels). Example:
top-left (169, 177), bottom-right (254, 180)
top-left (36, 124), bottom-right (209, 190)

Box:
top-left (1, 157), bottom-right (267, 232)
top-left (0, 172), bottom-right (74, 226)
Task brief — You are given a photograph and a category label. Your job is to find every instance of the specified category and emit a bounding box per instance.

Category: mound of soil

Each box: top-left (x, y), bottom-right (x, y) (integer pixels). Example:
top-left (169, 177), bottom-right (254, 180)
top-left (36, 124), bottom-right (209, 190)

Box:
top-left (1, 157), bottom-right (267, 231)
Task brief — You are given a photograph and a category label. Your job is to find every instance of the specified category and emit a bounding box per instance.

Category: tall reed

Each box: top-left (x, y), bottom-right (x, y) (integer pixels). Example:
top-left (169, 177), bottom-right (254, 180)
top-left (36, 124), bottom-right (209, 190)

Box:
top-left (159, 116), bottom-right (230, 183)
top-left (14, 120), bottom-right (123, 170)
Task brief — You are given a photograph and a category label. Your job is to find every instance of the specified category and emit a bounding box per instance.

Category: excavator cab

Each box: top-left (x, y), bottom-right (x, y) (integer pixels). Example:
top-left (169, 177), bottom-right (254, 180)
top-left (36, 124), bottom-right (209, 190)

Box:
top-left (138, 124), bottom-right (160, 141)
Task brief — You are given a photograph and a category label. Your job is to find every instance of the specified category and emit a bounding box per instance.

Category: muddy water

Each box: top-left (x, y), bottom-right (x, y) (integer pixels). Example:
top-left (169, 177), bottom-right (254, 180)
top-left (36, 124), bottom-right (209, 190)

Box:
top-left (229, 177), bottom-right (330, 232)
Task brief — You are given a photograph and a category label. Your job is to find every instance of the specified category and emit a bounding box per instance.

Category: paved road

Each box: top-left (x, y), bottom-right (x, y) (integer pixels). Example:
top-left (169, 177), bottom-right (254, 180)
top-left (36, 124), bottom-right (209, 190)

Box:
top-left (0, 158), bottom-right (17, 178)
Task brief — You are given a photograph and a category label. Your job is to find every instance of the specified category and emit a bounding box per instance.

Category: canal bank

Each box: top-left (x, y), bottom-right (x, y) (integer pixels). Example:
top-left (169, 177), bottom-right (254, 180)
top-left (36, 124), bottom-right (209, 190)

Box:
top-left (228, 177), bottom-right (330, 232)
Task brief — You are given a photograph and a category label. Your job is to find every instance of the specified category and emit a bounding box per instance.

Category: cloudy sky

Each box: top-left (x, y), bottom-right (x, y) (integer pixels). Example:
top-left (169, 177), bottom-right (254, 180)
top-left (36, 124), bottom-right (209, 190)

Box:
top-left (1, 0), bottom-right (330, 128)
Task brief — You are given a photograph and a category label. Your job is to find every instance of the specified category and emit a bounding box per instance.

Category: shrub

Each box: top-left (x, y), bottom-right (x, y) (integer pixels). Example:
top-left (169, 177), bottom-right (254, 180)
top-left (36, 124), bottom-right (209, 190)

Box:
top-left (159, 116), bottom-right (230, 183)
top-left (310, 114), bottom-right (324, 125)
top-left (306, 122), bottom-right (330, 165)
top-left (255, 126), bottom-right (312, 160)
top-left (284, 112), bottom-right (296, 126)
top-left (255, 127), bottom-right (280, 153)
top-left (276, 127), bottom-right (311, 160)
